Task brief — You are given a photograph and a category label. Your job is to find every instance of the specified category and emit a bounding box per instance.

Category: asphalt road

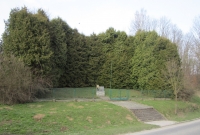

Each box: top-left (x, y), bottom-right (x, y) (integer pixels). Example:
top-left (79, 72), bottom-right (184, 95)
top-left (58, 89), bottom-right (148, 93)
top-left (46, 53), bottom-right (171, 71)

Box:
top-left (124, 119), bottom-right (200, 135)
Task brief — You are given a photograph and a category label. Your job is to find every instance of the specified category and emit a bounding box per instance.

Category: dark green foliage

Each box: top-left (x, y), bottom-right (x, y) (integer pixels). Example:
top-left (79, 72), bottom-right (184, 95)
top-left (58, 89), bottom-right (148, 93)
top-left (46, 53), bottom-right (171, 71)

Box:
top-left (2, 7), bottom-right (52, 76)
top-left (49, 17), bottom-right (69, 87)
top-left (86, 34), bottom-right (104, 86)
top-left (64, 29), bottom-right (90, 87)
top-left (131, 31), bottom-right (180, 90)
top-left (1, 7), bottom-right (181, 92)
top-left (96, 28), bottom-right (134, 89)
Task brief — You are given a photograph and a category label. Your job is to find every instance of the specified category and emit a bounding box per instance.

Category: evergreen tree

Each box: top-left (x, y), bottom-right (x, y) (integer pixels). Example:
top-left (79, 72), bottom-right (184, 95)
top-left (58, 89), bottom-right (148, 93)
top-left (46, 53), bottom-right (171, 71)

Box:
top-left (97, 28), bottom-right (134, 89)
top-left (86, 34), bottom-right (104, 86)
top-left (97, 28), bottom-right (118, 87)
top-left (65, 29), bottom-right (89, 87)
top-left (131, 30), bottom-right (180, 90)
top-left (2, 7), bottom-right (52, 76)
top-left (49, 17), bottom-right (70, 87)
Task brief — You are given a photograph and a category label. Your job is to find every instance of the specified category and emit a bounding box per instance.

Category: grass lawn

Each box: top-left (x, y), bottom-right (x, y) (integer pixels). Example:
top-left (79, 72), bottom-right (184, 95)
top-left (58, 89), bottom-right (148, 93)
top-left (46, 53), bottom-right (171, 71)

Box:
top-left (135, 98), bottom-right (200, 121)
top-left (0, 101), bottom-right (156, 135)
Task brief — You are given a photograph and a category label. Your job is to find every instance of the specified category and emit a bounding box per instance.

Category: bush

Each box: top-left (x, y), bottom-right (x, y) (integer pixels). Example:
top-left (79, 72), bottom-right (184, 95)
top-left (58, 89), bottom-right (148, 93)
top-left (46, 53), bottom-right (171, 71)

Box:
top-left (0, 55), bottom-right (51, 104)
top-left (178, 88), bottom-right (195, 101)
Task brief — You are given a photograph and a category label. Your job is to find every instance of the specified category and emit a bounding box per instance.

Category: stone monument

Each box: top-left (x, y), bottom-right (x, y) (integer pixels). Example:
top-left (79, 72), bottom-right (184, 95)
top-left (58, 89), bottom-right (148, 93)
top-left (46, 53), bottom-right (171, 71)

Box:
top-left (96, 85), bottom-right (105, 96)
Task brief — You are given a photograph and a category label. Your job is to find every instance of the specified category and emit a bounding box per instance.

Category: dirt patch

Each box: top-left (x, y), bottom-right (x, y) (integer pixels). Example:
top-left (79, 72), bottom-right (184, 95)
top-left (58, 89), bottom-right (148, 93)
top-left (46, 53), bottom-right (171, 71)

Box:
top-left (43, 130), bottom-right (51, 133)
top-left (177, 113), bottom-right (185, 118)
top-left (29, 105), bottom-right (35, 108)
top-left (4, 106), bottom-right (13, 110)
top-left (67, 103), bottom-right (84, 109)
top-left (77, 106), bottom-right (84, 109)
top-left (50, 122), bottom-right (57, 125)
top-left (33, 114), bottom-right (45, 121)
top-left (60, 126), bottom-right (68, 132)
top-left (49, 108), bottom-right (57, 114)
top-left (37, 105), bottom-right (43, 108)
top-left (29, 104), bottom-right (43, 108)
top-left (67, 103), bottom-right (75, 107)
top-left (0, 120), bottom-right (12, 126)
top-left (86, 116), bottom-right (93, 123)
top-left (97, 125), bottom-right (104, 128)
top-left (66, 116), bottom-right (73, 121)
top-left (84, 126), bottom-right (89, 129)
top-left (106, 120), bottom-right (111, 124)
top-left (49, 111), bottom-right (57, 115)
top-left (126, 114), bottom-right (133, 121)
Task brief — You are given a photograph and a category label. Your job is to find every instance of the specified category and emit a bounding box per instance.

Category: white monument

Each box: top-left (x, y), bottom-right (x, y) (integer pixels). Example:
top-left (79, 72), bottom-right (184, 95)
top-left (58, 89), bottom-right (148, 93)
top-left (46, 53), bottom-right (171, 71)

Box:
top-left (96, 85), bottom-right (105, 96)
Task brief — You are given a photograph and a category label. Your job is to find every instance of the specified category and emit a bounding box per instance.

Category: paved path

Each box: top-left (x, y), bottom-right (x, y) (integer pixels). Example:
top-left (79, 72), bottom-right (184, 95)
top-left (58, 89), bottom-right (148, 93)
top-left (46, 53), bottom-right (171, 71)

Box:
top-left (109, 101), bottom-right (152, 109)
top-left (109, 100), bottom-right (176, 127)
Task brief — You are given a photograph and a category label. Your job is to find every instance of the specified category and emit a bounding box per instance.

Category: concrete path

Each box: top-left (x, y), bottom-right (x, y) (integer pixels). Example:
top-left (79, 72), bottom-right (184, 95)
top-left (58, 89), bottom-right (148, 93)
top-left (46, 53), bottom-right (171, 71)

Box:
top-left (109, 101), bottom-right (152, 109)
top-left (109, 101), bottom-right (176, 127)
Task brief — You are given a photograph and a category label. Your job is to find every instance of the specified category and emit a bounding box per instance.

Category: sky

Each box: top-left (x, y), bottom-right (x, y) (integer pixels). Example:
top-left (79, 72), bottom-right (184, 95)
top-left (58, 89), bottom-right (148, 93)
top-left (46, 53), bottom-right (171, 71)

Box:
top-left (1, 0), bottom-right (200, 36)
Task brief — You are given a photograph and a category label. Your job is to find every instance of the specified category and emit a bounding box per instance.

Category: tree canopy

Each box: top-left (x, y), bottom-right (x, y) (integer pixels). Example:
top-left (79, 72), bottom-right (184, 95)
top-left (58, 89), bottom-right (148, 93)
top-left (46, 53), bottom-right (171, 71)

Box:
top-left (131, 31), bottom-right (180, 90)
top-left (2, 7), bottom-right (52, 76)
top-left (1, 7), bottom-right (181, 93)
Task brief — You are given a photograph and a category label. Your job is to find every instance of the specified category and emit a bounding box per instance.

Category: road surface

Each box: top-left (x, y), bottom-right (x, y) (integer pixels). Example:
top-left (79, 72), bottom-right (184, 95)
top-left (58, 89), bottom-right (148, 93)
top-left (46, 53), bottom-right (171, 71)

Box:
top-left (124, 119), bottom-right (200, 135)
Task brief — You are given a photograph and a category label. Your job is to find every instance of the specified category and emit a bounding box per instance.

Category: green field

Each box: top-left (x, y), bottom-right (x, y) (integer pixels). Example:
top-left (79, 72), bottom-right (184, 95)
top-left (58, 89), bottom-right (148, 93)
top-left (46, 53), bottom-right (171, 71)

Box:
top-left (0, 101), bottom-right (156, 135)
top-left (1, 87), bottom-right (200, 135)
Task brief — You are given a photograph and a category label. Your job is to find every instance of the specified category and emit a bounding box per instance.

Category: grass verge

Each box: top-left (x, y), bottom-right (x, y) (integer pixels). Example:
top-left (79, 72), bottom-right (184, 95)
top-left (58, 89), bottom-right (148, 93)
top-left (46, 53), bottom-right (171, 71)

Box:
top-left (0, 101), bottom-right (156, 135)
top-left (135, 98), bottom-right (200, 121)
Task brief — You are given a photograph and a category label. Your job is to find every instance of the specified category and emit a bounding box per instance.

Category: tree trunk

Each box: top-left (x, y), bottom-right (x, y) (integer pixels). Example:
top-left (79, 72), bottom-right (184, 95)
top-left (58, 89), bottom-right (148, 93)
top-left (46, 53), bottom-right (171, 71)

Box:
top-left (175, 93), bottom-right (177, 115)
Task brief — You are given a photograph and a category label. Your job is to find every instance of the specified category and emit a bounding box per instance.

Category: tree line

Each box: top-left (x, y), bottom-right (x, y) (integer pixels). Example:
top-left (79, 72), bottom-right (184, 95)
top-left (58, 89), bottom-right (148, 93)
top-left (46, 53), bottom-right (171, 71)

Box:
top-left (1, 7), bottom-right (197, 104)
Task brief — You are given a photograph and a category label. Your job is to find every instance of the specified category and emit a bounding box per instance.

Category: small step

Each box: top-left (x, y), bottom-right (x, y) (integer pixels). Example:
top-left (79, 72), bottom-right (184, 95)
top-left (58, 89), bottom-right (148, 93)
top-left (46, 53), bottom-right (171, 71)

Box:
top-left (131, 108), bottom-right (166, 122)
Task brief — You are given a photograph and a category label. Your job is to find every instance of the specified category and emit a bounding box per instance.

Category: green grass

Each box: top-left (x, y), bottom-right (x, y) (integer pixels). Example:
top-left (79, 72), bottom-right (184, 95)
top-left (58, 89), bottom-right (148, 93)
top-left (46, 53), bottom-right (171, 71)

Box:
top-left (135, 99), bottom-right (200, 121)
top-left (0, 101), bottom-right (156, 135)
top-left (190, 95), bottom-right (200, 105)
top-left (2, 87), bottom-right (200, 134)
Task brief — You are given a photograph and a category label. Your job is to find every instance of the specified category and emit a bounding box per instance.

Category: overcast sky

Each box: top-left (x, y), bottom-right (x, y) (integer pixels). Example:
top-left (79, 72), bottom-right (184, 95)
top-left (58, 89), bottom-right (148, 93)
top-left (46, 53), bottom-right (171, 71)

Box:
top-left (1, 0), bottom-right (200, 36)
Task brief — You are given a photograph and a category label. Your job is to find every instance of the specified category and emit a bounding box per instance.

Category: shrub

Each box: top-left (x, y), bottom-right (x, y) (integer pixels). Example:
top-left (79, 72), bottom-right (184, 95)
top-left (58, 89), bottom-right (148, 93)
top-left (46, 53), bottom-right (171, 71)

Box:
top-left (0, 54), bottom-right (51, 104)
top-left (178, 88), bottom-right (195, 101)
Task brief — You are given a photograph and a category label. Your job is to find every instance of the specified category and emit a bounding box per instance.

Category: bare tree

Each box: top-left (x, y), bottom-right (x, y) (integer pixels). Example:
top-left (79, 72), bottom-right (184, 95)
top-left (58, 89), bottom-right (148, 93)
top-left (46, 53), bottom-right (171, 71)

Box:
top-left (0, 39), bottom-right (2, 53)
top-left (130, 9), bottom-right (157, 35)
top-left (179, 34), bottom-right (196, 100)
top-left (157, 17), bottom-right (171, 37)
top-left (191, 16), bottom-right (200, 74)
top-left (130, 9), bottom-right (197, 101)
top-left (192, 16), bottom-right (200, 42)
top-left (163, 60), bottom-right (182, 114)
top-left (187, 16), bottom-right (200, 93)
